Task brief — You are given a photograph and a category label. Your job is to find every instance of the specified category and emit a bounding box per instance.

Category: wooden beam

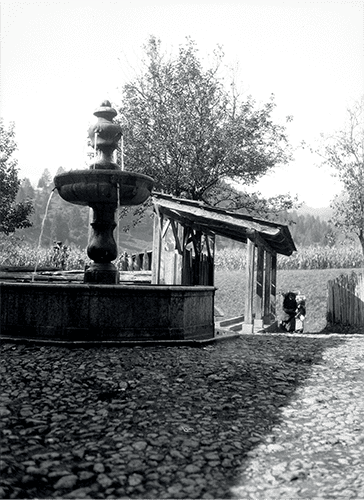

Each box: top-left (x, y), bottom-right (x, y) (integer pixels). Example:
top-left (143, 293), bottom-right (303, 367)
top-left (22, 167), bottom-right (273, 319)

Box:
top-left (190, 229), bottom-right (202, 257)
top-left (161, 219), bottom-right (171, 239)
top-left (204, 233), bottom-right (212, 260)
top-left (170, 219), bottom-right (183, 255)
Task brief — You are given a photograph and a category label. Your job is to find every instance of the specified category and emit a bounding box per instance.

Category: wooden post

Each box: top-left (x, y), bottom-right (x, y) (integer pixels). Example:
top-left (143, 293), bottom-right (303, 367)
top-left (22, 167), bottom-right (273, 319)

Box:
top-left (151, 211), bottom-right (162, 284)
top-left (182, 227), bottom-right (191, 285)
top-left (263, 251), bottom-right (272, 324)
top-left (142, 250), bottom-right (149, 271)
top-left (190, 229), bottom-right (202, 285)
top-left (243, 237), bottom-right (256, 333)
top-left (173, 221), bottom-right (183, 285)
top-left (207, 233), bottom-right (215, 286)
top-left (270, 253), bottom-right (277, 319)
top-left (254, 246), bottom-right (264, 329)
top-left (161, 221), bottom-right (179, 285)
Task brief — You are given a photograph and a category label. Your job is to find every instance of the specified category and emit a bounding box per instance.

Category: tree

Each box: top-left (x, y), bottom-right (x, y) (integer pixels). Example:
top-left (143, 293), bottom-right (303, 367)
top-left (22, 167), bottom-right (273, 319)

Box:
top-left (317, 98), bottom-right (364, 255)
top-left (69, 205), bottom-right (88, 247)
top-left (51, 209), bottom-right (70, 244)
top-left (0, 119), bottom-right (33, 234)
top-left (16, 177), bottom-right (35, 203)
top-left (37, 168), bottom-right (52, 189)
top-left (118, 37), bottom-right (293, 214)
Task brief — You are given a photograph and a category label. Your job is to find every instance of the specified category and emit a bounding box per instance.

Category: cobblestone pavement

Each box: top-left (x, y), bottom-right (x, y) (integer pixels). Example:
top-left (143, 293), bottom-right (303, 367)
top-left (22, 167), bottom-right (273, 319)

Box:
top-left (0, 334), bottom-right (363, 499)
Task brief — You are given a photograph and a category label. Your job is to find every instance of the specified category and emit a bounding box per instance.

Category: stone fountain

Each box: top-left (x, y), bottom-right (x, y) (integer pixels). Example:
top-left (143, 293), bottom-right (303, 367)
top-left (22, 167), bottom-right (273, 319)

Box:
top-left (54, 100), bottom-right (154, 284)
top-left (0, 102), bottom-right (215, 344)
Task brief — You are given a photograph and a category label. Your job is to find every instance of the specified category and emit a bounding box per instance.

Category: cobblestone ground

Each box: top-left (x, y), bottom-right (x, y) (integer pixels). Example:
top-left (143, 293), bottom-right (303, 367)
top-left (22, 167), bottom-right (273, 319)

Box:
top-left (231, 335), bottom-right (364, 499)
top-left (0, 334), bottom-right (363, 499)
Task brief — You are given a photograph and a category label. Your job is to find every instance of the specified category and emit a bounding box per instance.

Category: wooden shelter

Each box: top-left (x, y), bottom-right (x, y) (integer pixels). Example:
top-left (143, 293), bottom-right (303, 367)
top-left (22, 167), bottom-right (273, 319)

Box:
top-left (152, 193), bottom-right (297, 333)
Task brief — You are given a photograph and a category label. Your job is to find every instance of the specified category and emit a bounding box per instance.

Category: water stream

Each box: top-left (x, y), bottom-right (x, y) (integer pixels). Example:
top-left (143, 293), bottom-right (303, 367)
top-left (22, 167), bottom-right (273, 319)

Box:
top-left (32, 188), bottom-right (56, 282)
top-left (116, 181), bottom-right (121, 252)
top-left (88, 132), bottom-right (98, 244)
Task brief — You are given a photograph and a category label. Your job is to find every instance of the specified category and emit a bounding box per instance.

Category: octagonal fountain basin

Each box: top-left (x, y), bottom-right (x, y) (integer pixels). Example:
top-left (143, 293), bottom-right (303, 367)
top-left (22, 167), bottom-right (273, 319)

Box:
top-left (54, 170), bottom-right (154, 206)
top-left (0, 282), bottom-right (215, 345)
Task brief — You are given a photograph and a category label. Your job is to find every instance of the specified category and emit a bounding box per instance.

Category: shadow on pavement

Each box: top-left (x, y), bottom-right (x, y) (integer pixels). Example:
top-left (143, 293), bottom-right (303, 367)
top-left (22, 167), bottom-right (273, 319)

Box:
top-left (0, 335), bottom-right (350, 499)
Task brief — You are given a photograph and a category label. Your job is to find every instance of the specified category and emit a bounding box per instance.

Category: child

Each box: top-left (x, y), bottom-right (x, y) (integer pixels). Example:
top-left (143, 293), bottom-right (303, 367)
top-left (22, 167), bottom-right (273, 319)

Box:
top-left (280, 291), bottom-right (297, 332)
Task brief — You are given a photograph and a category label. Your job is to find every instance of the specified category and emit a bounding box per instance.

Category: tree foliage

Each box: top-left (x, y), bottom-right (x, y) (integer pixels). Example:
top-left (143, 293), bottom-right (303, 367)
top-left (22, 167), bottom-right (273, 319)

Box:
top-left (317, 97), bottom-right (364, 254)
top-left (118, 37), bottom-right (293, 214)
top-left (0, 119), bottom-right (33, 235)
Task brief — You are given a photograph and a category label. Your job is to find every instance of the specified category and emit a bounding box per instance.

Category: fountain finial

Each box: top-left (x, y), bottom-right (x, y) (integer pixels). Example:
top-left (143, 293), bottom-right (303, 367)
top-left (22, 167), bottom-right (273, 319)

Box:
top-left (88, 100), bottom-right (122, 170)
top-left (93, 100), bottom-right (117, 120)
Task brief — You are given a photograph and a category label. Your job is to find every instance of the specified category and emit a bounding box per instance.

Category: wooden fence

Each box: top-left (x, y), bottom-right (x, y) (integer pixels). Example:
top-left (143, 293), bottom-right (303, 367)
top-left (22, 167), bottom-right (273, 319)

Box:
top-left (117, 249), bottom-right (214, 286)
top-left (327, 273), bottom-right (364, 327)
top-left (117, 250), bottom-right (152, 271)
top-left (117, 250), bottom-right (152, 283)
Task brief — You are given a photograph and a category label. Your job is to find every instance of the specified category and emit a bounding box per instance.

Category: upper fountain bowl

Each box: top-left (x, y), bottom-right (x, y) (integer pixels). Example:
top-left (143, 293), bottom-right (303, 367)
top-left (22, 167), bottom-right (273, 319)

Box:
top-left (54, 100), bottom-right (154, 207)
top-left (54, 170), bottom-right (154, 206)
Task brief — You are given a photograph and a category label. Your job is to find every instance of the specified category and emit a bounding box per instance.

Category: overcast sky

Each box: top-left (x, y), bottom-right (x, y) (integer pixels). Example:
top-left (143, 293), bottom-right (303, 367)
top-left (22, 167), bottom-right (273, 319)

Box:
top-left (1, 0), bottom-right (363, 208)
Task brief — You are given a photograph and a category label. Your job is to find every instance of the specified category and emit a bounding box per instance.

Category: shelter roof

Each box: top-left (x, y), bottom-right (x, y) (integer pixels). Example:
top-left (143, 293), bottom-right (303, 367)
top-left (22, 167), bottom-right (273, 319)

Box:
top-left (152, 193), bottom-right (297, 256)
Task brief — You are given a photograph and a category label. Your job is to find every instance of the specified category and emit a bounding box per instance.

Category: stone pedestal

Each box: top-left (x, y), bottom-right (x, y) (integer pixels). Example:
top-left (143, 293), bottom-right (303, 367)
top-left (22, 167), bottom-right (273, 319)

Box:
top-left (85, 203), bottom-right (119, 284)
top-left (84, 263), bottom-right (119, 284)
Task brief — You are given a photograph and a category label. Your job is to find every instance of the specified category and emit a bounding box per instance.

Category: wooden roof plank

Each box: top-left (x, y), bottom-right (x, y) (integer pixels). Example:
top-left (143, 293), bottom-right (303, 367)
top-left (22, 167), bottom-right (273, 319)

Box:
top-left (152, 193), bottom-right (296, 256)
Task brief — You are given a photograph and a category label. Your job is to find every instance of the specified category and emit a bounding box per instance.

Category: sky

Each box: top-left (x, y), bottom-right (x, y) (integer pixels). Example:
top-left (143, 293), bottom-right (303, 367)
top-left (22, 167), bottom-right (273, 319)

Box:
top-left (1, 0), bottom-right (363, 209)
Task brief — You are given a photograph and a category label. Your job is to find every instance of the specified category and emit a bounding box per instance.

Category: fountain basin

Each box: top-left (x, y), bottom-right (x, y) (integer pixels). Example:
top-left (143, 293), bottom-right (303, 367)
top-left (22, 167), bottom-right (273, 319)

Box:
top-left (0, 282), bottom-right (215, 343)
top-left (54, 170), bottom-right (154, 206)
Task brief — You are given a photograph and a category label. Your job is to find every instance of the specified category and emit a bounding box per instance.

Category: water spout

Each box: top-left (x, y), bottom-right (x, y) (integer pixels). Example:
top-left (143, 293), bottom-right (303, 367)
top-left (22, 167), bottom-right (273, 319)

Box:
top-left (92, 132), bottom-right (98, 170)
top-left (121, 134), bottom-right (124, 171)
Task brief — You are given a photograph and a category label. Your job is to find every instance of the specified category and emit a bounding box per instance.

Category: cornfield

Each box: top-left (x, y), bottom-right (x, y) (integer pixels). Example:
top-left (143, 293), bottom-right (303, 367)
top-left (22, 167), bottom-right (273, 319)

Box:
top-left (0, 237), bottom-right (87, 271)
top-left (1, 237), bottom-right (363, 272)
top-left (215, 245), bottom-right (363, 271)
top-left (0, 238), bottom-right (149, 272)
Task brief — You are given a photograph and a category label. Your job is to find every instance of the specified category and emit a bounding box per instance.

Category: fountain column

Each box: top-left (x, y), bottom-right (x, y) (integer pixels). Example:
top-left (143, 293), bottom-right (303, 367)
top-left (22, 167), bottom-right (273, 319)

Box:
top-left (84, 101), bottom-right (122, 284)
top-left (85, 202), bottom-right (118, 283)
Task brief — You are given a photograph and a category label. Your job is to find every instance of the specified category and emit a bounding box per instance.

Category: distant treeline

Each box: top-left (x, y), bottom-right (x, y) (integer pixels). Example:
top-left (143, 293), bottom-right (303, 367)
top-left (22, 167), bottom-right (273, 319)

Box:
top-left (287, 211), bottom-right (336, 248)
top-left (15, 169), bottom-right (154, 251)
top-left (15, 170), bottom-right (339, 251)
